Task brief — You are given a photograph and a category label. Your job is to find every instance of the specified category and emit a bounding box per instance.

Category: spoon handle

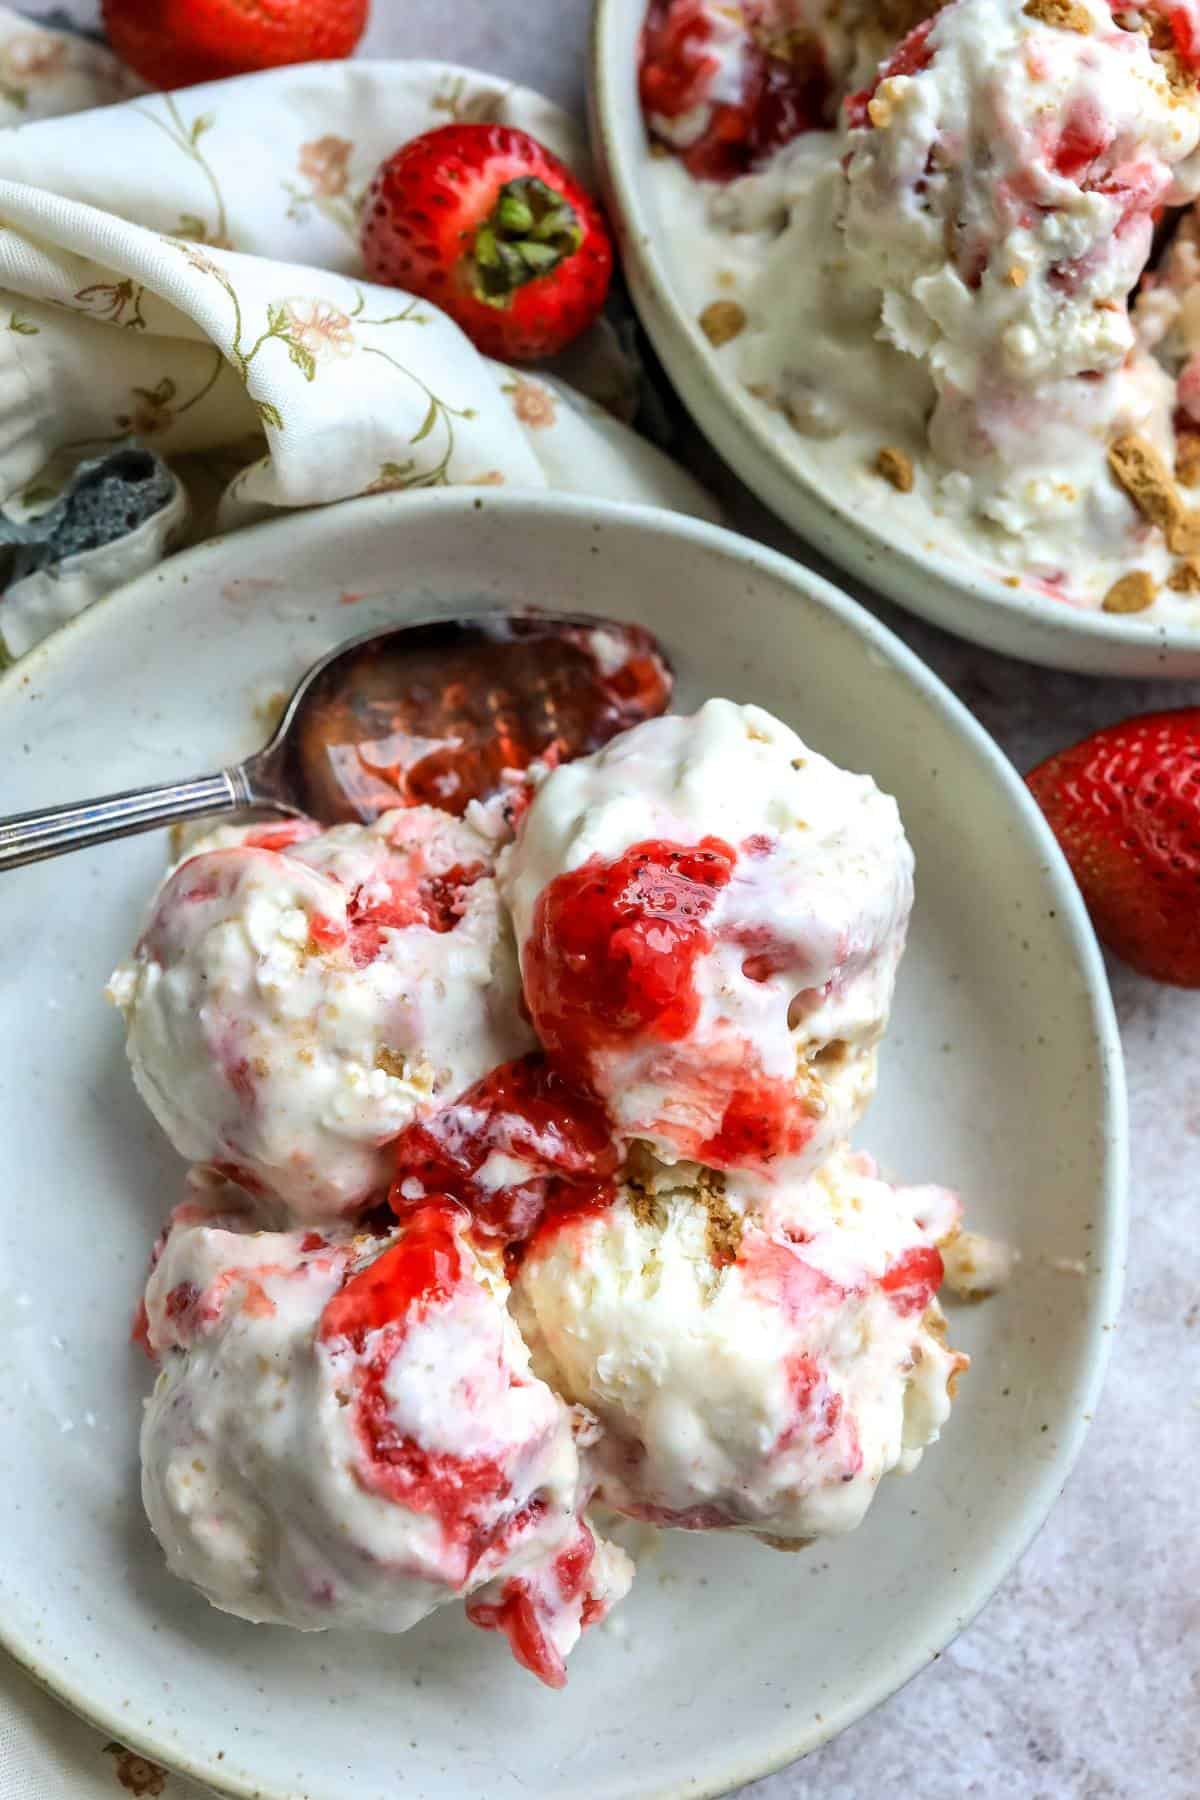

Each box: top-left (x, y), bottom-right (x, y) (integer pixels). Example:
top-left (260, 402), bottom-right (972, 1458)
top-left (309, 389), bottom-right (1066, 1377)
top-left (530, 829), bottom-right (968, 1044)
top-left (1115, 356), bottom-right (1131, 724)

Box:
top-left (0, 767), bottom-right (256, 871)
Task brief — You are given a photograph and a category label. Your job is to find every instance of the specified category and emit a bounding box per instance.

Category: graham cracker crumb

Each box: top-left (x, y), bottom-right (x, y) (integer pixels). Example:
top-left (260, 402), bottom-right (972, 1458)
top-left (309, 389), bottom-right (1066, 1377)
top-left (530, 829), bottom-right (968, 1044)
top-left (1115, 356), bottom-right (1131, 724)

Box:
top-left (875, 445), bottom-right (914, 492)
top-left (628, 1185), bottom-right (667, 1231)
top-left (757, 1533), bottom-right (817, 1552)
top-left (697, 1168), bottom-right (743, 1268)
top-left (947, 1350), bottom-right (970, 1399)
top-left (1023, 0), bottom-right (1092, 30)
top-left (1102, 571), bottom-right (1157, 614)
top-left (1162, 47), bottom-right (1199, 94)
top-left (374, 1047), bottom-right (408, 1080)
top-left (868, 86), bottom-right (896, 128)
top-left (623, 1141), bottom-right (669, 1231)
top-left (1005, 264), bottom-right (1028, 287)
top-left (1003, 575), bottom-right (1021, 587)
top-left (1176, 430), bottom-right (1200, 487)
top-left (255, 689), bottom-right (290, 733)
top-left (1107, 433), bottom-right (1182, 536)
top-left (1168, 510), bottom-right (1200, 555)
top-left (699, 300), bottom-right (747, 347)
top-left (1168, 556), bottom-right (1200, 592)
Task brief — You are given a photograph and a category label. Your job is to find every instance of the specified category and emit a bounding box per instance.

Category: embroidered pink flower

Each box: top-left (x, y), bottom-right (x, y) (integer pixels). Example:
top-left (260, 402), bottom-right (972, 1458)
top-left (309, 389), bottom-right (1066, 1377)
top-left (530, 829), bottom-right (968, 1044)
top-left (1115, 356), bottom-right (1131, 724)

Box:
top-left (508, 379), bottom-right (557, 430)
top-left (2, 32), bottom-right (68, 86)
top-left (115, 378), bottom-right (177, 438)
top-left (281, 298), bottom-right (354, 360)
top-left (298, 134), bottom-right (353, 197)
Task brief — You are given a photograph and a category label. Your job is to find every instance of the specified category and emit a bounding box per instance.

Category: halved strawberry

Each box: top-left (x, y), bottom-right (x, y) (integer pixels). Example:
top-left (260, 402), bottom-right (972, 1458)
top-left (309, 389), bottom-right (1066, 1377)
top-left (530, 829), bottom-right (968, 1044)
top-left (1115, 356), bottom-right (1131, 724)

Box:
top-left (1027, 708), bottom-right (1200, 986)
top-left (360, 124), bottom-right (613, 362)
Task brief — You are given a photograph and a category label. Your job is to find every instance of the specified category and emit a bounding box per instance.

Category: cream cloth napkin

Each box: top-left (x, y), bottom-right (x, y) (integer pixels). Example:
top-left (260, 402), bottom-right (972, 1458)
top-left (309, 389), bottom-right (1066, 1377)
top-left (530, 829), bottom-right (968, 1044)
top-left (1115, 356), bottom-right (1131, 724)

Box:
top-left (0, 10), bottom-right (716, 1795)
top-left (0, 16), bottom-right (715, 659)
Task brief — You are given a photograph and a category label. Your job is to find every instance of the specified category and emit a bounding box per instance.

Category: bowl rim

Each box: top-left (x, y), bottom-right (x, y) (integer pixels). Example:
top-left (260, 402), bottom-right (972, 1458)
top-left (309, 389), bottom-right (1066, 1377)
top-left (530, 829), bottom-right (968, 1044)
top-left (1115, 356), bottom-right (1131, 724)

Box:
top-left (0, 486), bottom-right (1129, 1799)
top-left (588, 0), bottom-right (1200, 672)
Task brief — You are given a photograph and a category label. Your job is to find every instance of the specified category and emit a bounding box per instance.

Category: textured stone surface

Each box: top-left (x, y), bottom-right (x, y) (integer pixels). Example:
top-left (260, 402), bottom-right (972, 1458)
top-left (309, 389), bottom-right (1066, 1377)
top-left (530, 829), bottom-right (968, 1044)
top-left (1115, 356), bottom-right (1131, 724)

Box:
top-left (45, 3), bottom-right (1200, 1794)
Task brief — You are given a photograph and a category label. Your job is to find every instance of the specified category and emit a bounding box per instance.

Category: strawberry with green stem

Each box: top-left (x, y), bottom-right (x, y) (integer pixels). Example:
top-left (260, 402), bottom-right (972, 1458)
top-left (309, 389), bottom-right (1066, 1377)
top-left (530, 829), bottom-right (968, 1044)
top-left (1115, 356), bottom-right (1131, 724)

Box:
top-left (360, 124), bottom-right (613, 362)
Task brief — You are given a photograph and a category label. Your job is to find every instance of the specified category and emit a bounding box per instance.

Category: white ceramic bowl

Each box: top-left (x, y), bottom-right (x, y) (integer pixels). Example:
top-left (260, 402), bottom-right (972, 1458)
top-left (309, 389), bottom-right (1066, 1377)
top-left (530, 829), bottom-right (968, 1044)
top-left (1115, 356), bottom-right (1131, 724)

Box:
top-left (0, 491), bottom-right (1125, 1799)
top-left (590, 0), bottom-right (1200, 679)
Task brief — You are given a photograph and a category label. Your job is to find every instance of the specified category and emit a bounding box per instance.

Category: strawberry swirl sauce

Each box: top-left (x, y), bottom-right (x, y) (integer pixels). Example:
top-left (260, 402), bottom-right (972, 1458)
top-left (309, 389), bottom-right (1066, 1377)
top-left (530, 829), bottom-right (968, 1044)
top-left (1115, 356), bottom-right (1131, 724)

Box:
top-left (518, 833), bottom-right (824, 1173)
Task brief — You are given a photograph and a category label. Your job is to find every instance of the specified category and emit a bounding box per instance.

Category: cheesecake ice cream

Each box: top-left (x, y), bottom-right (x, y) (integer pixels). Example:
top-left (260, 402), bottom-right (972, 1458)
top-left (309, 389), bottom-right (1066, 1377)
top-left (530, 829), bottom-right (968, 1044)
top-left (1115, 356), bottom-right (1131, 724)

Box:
top-left (139, 1179), bottom-right (630, 1686)
top-left (642, 0), bottom-right (1200, 613)
top-left (109, 809), bottom-right (534, 1220)
top-left (500, 699), bottom-right (913, 1181)
top-left (511, 1146), bottom-right (964, 1540)
top-left (116, 692), bottom-right (986, 1689)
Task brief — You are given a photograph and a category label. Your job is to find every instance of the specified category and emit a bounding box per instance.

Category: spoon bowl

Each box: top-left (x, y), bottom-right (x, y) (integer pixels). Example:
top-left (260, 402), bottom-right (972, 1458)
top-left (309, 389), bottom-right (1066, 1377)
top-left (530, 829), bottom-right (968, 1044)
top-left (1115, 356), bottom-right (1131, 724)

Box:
top-left (0, 609), bottom-right (672, 870)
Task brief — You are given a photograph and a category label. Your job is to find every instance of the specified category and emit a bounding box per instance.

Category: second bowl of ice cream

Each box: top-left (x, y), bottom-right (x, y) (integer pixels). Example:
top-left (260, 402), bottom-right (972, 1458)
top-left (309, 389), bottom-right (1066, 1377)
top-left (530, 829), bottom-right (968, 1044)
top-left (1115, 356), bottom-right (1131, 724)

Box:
top-left (593, 0), bottom-right (1200, 673)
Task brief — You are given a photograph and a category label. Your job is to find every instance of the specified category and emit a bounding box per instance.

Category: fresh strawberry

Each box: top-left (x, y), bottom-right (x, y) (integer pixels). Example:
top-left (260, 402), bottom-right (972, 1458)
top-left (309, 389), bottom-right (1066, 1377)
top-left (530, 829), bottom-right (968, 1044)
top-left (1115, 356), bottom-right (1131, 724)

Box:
top-left (103, 0), bottom-right (368, 89)
top-left (639, 0), bottom-right (830, 181)
top-left (1027, 708), bottom-right (1200, 986)
top-left (360, 124), bottom-right (613, 362)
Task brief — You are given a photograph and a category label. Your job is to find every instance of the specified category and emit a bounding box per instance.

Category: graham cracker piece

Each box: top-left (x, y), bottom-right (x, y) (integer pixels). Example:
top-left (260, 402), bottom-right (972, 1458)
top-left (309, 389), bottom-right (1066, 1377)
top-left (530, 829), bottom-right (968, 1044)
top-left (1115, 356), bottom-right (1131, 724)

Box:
top-left (1108, 433), bottom-right (1181, 531)
top-left (1023, 0), bottom-right (1092, 29)
top-left (698, 300), bottom-right (746, 347)
top-left (1168, 557), bottom-right (1200, 592)
top-left (1102, 571), bottom-right (1157, 613)
top-left (1176, 430), bottom-right (1200, 487)
top-left (875, 445), bottom-right (914, 492)
top-left (697, 1168), bottom-right (743, 1268)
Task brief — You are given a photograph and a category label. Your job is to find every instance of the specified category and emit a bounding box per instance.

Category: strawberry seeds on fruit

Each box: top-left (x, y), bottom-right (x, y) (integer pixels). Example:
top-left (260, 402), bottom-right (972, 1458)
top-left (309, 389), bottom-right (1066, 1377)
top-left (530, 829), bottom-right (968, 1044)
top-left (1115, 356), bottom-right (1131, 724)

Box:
top-left (361, 123), bottom-right (614, 361)
top-left (103, 0), bottom-right (368, 88)
top-left (1028, 707), bottom-right (1200, 987)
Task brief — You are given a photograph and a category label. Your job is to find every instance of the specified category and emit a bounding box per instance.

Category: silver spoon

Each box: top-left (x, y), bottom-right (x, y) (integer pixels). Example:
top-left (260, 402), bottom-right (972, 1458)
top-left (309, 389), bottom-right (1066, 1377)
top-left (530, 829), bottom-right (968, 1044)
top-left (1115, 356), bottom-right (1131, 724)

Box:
top-left (0, 610), bottom-right (672, 871)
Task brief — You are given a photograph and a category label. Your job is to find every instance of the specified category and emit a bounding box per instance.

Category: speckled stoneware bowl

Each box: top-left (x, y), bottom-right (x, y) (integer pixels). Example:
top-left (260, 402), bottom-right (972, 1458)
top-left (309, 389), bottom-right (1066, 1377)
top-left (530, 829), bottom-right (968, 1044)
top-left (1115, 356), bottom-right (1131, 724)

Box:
top-left (590, 0), bottom-right (1200, 679)
top-left (0, 490), bottom-right (1125, 1799)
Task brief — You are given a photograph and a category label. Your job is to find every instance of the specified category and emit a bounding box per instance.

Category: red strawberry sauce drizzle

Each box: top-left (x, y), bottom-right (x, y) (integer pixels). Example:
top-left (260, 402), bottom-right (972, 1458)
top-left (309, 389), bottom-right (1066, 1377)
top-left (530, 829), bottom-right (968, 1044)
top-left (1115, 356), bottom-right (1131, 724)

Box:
top-left (523, 836), bottom-right (738, 1056)
top-left (465, 1518), bottom-right (602, 1689)
top-left (519, 834), bottom-right (822, 1172)
top-left (318, 1205), bottom-right (543, 1573)
top-left (308, 858), bottom-right (487, 968)
top-left (640, 0), bottom-right (833, 180)
top-left (388, 1053), bottom-right (619, 1252)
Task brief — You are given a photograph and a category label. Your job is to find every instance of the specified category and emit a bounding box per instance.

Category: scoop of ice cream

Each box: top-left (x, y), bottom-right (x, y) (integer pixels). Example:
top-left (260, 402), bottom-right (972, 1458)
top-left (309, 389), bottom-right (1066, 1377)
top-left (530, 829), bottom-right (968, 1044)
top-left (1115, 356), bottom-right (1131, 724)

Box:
top-left (500, 699), bottom-right (913, 1182)
top-left (108, 810), bottom-right (535, 1221)
top-left (511, 1146), bottom-right (965, 1541)
top-left (139, 1184), bottom-right (631, 1685)
top-left (835, 0), bottom-right (1200, 543)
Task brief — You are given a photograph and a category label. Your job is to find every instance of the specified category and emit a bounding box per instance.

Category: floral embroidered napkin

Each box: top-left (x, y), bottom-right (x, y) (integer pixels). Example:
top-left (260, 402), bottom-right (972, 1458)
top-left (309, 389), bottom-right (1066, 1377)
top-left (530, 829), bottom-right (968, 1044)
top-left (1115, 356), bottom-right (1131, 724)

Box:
top-left (0, 8), bottom-right (717, 1794)
top-left (0, 12), bottom-right (715, 659)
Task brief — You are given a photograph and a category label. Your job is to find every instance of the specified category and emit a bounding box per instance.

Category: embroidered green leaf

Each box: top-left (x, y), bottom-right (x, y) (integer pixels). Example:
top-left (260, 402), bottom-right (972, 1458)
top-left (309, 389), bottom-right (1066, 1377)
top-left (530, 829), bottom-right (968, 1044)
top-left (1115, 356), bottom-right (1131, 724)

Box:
top-left (266, 301), bottom-right (287, 334)
top-left (0, 83), bottom-right (27, 112)
top-left (255, 398), bottom-right (284, 431)
top-left (411, 397), bottom-right (441, 445)
top-left (190, 112), bottom-right (215, 143)
top-left (177, 212), bottom-right (208, 241)
top-left (286, 337), bottom-right (317, 382)
top-left (7, 311), bottom-right (38, 335)
top-left (132, 377), bottom-right (177, 407)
